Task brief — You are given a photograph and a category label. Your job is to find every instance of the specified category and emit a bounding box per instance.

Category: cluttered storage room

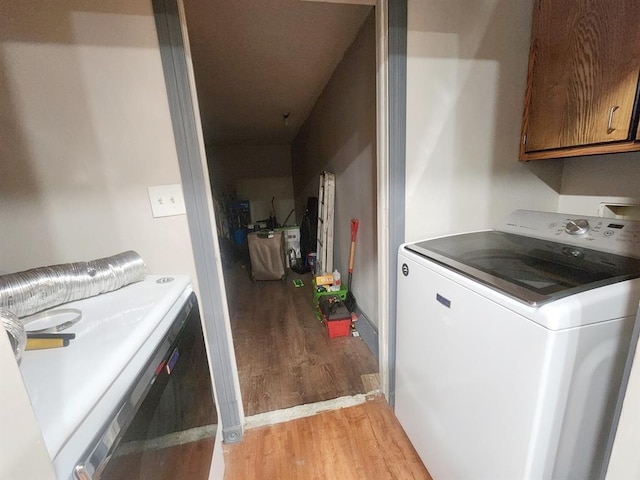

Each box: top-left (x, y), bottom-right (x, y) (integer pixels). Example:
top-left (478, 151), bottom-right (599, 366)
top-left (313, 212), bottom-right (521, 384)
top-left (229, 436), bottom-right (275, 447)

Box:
top-left (194, 0), bottom-right (381, 422)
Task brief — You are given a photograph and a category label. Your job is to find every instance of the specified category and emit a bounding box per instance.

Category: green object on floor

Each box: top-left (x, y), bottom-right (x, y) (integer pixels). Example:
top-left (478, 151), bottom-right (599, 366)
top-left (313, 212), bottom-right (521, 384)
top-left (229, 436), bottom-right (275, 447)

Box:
top-left (293, 279), bottom-right (304, 288)
top-left (312, 279), bottom-right (347, 305)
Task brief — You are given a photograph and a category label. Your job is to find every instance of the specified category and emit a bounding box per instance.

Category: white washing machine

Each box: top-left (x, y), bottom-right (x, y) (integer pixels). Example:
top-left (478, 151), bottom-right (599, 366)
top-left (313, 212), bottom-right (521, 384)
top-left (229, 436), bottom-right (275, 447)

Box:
top-left (395, 210), bottom-right (640, 480)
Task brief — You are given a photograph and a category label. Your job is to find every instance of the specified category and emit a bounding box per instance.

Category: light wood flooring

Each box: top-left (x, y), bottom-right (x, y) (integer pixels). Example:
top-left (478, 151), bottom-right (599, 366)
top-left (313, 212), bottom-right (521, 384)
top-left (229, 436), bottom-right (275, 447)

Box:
top-left (223, 259), bottom-right (379, 416)
top-left (223, 395), bottom-right (432, 480)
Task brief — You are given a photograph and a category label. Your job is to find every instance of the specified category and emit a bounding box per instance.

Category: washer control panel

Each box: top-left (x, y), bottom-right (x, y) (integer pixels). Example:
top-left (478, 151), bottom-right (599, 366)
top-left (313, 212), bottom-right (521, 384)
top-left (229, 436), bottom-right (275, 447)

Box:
top-left (565, 218), bottom-right (590, 235)
top-left (497, 210), bottom-right (640, 257)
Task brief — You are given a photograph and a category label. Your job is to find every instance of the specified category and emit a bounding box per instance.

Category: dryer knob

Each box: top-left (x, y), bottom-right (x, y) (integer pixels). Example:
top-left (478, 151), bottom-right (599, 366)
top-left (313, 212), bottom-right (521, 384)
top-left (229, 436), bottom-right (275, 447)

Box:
top-left (565, 218), bottom-right (590, 235)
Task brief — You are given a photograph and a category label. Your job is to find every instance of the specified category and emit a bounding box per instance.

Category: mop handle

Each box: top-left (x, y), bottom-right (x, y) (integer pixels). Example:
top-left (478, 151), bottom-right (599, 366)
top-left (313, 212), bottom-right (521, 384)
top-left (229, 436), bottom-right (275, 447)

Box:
top-left (349, 219), bottom-right (359, 273)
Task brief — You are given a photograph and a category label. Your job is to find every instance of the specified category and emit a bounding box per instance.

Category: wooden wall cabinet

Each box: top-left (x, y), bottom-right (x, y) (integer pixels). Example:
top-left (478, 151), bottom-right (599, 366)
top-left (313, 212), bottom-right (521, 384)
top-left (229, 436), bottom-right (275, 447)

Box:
top-left (520, 0), bottom-right (640, 161)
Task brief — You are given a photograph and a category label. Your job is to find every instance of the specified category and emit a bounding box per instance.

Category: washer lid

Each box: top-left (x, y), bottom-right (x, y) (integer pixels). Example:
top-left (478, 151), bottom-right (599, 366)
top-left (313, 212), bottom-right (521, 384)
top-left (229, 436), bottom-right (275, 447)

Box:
top-left (405, 231), bottom-right (640, 306)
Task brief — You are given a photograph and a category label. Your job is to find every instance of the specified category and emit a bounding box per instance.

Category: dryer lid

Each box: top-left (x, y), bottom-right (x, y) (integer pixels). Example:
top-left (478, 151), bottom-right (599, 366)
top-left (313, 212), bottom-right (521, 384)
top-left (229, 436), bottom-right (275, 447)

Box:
top-left (405, 231), bottom-right (640, 306)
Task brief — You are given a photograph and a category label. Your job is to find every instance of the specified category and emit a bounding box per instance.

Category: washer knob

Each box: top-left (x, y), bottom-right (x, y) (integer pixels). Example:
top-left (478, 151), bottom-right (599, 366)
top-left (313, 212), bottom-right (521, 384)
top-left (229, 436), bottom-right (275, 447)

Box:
top-left (565, 218), bottom-right (590, 235)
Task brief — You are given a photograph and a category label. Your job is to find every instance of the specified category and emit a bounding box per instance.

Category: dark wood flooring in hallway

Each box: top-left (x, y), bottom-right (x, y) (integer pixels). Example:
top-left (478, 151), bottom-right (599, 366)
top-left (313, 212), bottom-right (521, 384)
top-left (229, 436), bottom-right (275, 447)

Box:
top-left (223, 257), bottom-right (379, 416)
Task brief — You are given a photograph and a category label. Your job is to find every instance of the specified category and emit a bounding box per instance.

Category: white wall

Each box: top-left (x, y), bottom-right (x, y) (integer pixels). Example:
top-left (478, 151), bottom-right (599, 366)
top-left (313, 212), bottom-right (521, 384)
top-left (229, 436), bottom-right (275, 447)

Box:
top-left (291, 10), bottom-right (377, 325)
top-left (0, 0), bottom-right (197, 283)
top-left (405, 0), bottom-right (561, 241)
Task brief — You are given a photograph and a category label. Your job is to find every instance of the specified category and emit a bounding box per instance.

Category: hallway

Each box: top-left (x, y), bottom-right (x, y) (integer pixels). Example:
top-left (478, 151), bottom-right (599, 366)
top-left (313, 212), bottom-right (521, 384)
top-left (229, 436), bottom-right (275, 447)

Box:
top-left (223, 258), bottom-right (379, 416)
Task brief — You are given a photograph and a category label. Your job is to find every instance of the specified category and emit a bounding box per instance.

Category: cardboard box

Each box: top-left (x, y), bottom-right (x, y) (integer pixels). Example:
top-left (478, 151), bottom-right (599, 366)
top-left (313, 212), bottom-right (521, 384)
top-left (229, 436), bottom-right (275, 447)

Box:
top-left (314, 274), bottom-right (334, 286)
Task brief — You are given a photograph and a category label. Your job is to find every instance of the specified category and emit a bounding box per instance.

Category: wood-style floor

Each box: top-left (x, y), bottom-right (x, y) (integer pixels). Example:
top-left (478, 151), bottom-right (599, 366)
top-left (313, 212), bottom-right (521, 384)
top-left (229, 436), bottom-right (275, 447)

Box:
top-left (223, 258), bottom-right (379, 416)
top-left (101, 437), bottom-right (214, 479)
top-left (220, 252), bottom-right (430, 479)
top-left (223, 395), bottom-right (432, 480)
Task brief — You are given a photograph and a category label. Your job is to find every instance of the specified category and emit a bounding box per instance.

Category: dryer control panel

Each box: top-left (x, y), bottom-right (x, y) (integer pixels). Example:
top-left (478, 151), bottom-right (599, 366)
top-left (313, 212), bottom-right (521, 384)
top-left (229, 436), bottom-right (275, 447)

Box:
top-left (497, 210), bottom-right (640, 258)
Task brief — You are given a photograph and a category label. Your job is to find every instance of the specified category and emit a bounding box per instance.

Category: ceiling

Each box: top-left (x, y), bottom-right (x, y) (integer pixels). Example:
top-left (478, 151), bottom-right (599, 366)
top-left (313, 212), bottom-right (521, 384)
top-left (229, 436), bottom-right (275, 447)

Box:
top-left (182, 0), bottom-right (373, 146)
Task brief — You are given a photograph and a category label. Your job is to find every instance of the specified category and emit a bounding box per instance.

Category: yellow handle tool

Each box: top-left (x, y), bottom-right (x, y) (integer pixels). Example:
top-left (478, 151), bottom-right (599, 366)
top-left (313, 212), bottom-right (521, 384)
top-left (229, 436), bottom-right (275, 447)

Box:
top-left (25, 337), bottom-right (71, 350)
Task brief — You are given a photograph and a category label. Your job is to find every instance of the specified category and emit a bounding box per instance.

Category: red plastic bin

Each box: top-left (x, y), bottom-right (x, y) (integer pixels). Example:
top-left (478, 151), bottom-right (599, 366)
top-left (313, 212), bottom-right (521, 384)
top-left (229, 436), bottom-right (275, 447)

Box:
top-left (326, 318), bottom-right (351, 338)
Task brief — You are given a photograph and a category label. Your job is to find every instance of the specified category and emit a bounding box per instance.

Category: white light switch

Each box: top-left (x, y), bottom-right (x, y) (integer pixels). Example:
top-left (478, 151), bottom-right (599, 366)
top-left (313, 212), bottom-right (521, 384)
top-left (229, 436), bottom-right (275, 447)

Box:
top-left (147, 184), bottom-right (187, 218)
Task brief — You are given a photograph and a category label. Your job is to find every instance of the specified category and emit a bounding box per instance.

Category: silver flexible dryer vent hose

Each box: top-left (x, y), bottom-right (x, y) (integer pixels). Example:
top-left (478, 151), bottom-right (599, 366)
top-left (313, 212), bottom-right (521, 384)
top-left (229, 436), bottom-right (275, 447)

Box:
top-left (0, 251), bottom-right (147, 318)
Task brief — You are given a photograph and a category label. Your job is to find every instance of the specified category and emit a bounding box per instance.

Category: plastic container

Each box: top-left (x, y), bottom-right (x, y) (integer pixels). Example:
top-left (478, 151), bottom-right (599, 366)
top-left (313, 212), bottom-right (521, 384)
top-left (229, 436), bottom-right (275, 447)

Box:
top-left (329, 270), bottom-right (341, 291)
top-left (233, 228), bottom-right (246, 245)
top-left (326, 318), bottom-right (352, 338)
top-left (307, 253), bottom-right (317, 274)
top-left (312, 279), bottom-right (347, 305)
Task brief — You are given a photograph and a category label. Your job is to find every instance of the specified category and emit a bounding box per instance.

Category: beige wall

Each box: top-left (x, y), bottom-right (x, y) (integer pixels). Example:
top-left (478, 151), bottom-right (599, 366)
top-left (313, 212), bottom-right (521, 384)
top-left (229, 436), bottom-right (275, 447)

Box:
top-left (557, 152), bottom-right (640, 216)
top-left (235, 177), bottom-right (295, 226)
top-left (405, 0), bottom-right (561, 242)
top-left (208, 145), bottom-right (295, 235)
top-left (0, 0), bottom-right (201, 474)
top-left (0, 0), bottom-right (195, 279)
top-left (208, 144), bottom-right (293, 194)
top-left (291, 10), bottom-right (377, 325)
top-left (0, 0), bottom-right (197, 283)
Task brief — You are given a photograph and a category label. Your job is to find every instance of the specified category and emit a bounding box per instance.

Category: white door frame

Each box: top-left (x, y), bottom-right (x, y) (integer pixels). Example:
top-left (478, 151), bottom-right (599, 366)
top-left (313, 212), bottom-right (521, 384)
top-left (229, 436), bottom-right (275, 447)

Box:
top-left (152, 0), bottom-right (244, 444)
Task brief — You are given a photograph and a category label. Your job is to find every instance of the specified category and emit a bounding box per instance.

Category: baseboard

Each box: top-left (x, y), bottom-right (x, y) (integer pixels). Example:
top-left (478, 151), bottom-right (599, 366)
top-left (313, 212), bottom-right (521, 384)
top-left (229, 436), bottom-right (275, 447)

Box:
top-left (354, 308), bottom-right (378, 361)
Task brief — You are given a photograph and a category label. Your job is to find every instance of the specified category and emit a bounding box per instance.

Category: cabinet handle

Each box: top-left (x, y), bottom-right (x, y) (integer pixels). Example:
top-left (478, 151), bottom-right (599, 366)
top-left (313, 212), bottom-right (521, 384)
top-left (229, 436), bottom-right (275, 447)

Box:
top-left (607, 105), bottom-right (619, 133)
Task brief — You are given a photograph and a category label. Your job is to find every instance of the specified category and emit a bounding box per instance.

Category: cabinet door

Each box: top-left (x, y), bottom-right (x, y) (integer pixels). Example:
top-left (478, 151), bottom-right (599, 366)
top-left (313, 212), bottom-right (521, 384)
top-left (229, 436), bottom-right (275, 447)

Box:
top-left (523, 0), bottom-right (640, 153)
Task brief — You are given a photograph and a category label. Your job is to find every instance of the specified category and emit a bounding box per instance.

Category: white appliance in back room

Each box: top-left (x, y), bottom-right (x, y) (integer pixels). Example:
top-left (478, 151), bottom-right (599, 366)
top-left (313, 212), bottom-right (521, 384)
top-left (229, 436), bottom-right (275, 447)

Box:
top-left (395, 210), bottom-right (640, 480)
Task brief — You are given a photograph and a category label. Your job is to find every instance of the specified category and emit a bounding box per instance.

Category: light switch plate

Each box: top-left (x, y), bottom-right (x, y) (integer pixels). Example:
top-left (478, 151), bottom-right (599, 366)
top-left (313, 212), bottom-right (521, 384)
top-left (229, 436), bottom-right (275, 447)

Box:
top-left (147, 184), bottom-right (186, 218)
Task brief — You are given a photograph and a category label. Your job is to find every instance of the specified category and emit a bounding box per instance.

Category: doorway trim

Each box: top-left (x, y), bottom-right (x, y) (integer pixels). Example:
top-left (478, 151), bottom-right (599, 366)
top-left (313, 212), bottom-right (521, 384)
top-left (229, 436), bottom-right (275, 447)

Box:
top-left (379, 0), bottom-right (407, 407)
top-left (152, 0), bottom-right (244, 444)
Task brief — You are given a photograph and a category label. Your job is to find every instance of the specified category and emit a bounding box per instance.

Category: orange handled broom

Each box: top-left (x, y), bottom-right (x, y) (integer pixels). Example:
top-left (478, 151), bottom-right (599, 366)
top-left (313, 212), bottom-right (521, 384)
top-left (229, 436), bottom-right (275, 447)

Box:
top-left (345, 218), bottom-right (359, 313)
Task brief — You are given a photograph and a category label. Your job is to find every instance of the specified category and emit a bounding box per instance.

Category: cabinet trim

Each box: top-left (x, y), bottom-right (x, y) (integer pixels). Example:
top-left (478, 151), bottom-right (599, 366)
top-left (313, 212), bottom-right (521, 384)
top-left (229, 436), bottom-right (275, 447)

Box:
top-left (520, 141), bottom-right (640, 162)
